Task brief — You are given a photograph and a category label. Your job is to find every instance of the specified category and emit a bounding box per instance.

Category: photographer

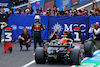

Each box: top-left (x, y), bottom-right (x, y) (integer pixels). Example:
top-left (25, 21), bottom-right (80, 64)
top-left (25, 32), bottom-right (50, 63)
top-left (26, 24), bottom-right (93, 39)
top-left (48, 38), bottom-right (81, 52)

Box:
top-left (63, 30), bottom-right (72, 38)
top-left (71, 9), bottom-right (78, 16)
top-left (64, 10), bottom-right (70, 16)
top-left (89, 22), bottom-right (100, 49)
top-left (51, 5), bottom-right (58, 16)
top-left (83, 10), bottom-right (89, 16)
top-left (46, 8), bottom-right (51, 16)
top-left (90, 10), bottom-right (96, 16)
top-left (25, 9), bottom-right (30, 15)
top-left (35, 7), bottom-right (43, 15)
top-left (95, 9), bottom-right (100, 16)
top-left (25, 3), bottom-right (34, 14)
top-left (50, 29), bottom-right (59, 41)
top-left (92, 1), bottom-right (100, 12)
top-left (78, 9), bottom-right (84, 16)
top-left (55, 11), bottom-right (60, 16)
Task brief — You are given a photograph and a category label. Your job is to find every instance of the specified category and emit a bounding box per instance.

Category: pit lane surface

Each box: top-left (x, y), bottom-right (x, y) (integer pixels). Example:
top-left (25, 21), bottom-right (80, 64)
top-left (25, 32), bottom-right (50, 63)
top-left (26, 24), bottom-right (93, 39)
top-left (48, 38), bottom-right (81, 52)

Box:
top-left (0, 42), bottom-right (70, 67)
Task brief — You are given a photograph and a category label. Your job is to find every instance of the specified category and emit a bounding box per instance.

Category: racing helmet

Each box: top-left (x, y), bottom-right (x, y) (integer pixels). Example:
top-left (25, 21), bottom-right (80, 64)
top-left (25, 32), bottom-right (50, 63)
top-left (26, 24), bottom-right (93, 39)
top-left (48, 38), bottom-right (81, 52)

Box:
top-left (60, 38), bottom-right (67, 43)
top-left (34, 15), bottom-right (41, 20)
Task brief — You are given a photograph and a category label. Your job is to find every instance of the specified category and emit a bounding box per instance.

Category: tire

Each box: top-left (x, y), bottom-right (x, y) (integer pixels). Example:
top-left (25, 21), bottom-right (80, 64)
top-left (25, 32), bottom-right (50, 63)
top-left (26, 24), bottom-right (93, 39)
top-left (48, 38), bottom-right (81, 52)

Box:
top-left (84, 41), bottom-right (93, 57)
top-left (70, 49), bottom-right (81, 65)
top-left (35, 47), bottom-right (46, 64)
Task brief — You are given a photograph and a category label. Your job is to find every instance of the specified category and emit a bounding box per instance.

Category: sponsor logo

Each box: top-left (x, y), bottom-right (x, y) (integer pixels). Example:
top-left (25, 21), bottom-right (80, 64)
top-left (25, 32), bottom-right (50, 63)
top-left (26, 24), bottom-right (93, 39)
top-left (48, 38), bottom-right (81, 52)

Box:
top-left (52, 22), bottom-right (63, 33)
top-left (11, 25), bottom-right (17, 30)
top-left (52, 22), bottom-right (86, 33)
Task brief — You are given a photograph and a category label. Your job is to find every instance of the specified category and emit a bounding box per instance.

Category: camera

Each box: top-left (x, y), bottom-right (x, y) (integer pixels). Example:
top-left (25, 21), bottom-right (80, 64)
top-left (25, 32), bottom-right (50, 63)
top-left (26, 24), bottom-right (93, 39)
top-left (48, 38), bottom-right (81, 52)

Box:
top-left (53, 8), bottom-right (56, 11)
top-left (39, 9), bottom-right (42, 12)
top-left (64, 13), bottom-right (68, 15)
top-left (57, 12), bottom-right (60, 16)
top-left (55, 32), bottom-right (58, 34)
top-left (36, 9), bottom-right (39, 13)
top-left (47, 8), bottom-right (51, 11)
top-left (93, 1), bottom-right (97, 5)
top-left (78, 9), bottom-right (84, 13)
top-left (70, 10), bottom-right (76, 13)
top-left (65, 31), bottom-right (67, 34)
top-left (47, 8), bottom-right (51, 15)
top-left (90, 10), bottom-right (95, 15)
top-left (93, 2), bottom-right (95, 5)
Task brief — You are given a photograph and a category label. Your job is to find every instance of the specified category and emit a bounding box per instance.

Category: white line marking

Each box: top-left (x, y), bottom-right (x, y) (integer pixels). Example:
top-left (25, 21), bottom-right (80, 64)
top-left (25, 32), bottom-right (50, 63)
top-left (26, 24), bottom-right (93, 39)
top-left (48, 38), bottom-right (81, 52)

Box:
top-left (71, 65), bottom-right (75, 67)
top-left (22, 60), bottom-right (35, 67)
top-left (22, 50), bottom-right (100, 67)
top-left (97, 65), bottom-right (100, 67)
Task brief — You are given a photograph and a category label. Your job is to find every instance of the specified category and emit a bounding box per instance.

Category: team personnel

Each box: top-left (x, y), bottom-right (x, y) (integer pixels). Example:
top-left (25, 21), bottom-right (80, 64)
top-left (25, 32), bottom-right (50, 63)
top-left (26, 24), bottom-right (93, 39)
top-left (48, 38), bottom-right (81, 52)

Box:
top-left (0, 8), bottom-right (8, 43)
top-left (49, 29), bottom-right (59, 41)
top-left (18, 28), bottom-right (31, 50)
top-left (63, 30), bottom-right (72, 38)
top-left (89, 22), bottom-right (100, 49)
top-left (31, 15), bottom-right (45, 51)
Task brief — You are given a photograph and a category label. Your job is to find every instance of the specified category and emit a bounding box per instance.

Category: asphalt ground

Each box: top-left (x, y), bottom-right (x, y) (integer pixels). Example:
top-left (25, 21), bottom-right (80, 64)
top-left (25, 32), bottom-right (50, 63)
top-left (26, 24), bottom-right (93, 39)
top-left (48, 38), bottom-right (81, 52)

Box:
top-left (0, 42), bottom-right (70, 67)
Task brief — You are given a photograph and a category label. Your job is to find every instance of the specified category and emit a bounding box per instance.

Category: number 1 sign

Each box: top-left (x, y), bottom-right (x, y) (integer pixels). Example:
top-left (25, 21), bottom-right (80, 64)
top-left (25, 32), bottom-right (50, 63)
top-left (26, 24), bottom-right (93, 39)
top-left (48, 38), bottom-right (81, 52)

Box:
top-left (74, 27), bottom-right (81, 42)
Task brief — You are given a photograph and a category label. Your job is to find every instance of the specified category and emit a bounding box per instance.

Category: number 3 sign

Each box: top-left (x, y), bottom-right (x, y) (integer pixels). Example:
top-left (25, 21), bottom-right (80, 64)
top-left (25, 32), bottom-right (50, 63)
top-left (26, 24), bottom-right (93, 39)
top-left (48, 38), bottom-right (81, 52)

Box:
top-left (4, 27), bottom-right (12, 53)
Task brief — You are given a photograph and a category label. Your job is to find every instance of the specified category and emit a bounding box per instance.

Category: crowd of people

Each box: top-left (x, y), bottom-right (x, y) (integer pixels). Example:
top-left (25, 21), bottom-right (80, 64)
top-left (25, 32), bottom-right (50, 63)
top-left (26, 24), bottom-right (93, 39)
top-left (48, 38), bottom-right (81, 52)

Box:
top-left (0, 1), bottom-right (100, 16)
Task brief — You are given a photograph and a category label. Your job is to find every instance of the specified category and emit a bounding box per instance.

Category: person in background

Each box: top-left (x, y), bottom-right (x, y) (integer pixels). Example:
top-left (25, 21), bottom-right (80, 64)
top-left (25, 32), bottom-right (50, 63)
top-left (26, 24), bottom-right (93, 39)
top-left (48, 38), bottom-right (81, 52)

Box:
top-left (18, 28), bottom-right (31, 51)
top-left (35, 7), bottom-right (44, 15)
top-left (88, 22), bottom-right (100, 49)
top-left (25, 3), bottom-right (34, 14)
top-left (39, 7), bottom-right (44, 15)
top-left (15, 9), bottom-right (21, 14)
top-left (25, 9), bottom-right (30, 15)
top-left (92, 1), bottom-right (100, 12)
top-left (60, 5), bottom-right (67, 15)
top-left (51, 5), bottom-right (58, 15)
top-left (63, 30), bottom-right (72, 38)
top-left (0, 8), bottom-right (8, 43)
top-left (64, 10), bottom-right (70, 16)
top-left (95, 9), bottom-right (100, 16)
top-left (46, 8), bottom-right (51, 16)
top-left (83, 10), bottom-right (89, 16)
top-left (49, 29), bottom-right (59, 41)
top-left (55, 11), bottom-right (60, 16)
top-left (9, 8), bottom-right (14, 15)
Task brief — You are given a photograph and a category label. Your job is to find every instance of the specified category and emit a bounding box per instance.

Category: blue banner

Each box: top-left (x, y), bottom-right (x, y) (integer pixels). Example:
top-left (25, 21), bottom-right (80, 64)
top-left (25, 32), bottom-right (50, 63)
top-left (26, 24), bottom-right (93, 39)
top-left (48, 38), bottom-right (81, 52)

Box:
top-left (8, 14), bottom-right (48, 40)
top-left (49, 16), bottom-right (89, 40)
top-left (0, 0), bottom-right (12, 8)
top-left (89, 16), bottom-right (100, 38)
top-left (57, 0), bottom-right (71, 11)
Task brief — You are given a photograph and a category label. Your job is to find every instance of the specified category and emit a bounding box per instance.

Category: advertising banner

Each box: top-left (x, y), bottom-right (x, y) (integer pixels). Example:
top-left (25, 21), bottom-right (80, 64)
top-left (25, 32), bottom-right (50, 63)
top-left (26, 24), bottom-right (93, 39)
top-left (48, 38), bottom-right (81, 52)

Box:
top-left (8, 14), bottom-right (48, 40)
top-left (71, 0), bottom-right (79, 7)
top-left (0, 0), bottom-right (12, 8)
top-left (49, 16), bottom-right (89, 40)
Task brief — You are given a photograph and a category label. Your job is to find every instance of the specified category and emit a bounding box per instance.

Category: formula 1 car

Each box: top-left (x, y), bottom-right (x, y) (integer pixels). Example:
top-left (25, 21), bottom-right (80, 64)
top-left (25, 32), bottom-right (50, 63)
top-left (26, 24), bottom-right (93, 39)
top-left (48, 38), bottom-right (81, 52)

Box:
top-left (35, 27), bottom-right (94, 65)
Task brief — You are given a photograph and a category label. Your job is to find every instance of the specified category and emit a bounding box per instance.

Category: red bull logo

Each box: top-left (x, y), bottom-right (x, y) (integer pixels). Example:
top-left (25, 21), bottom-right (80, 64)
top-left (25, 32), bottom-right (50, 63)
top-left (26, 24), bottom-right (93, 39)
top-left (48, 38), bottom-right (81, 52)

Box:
top-left (60, 38), bottom-right (67, 43)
